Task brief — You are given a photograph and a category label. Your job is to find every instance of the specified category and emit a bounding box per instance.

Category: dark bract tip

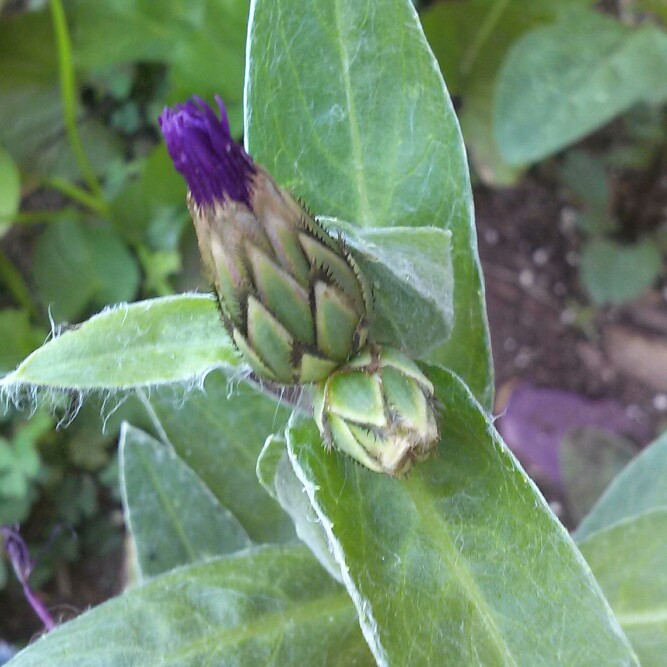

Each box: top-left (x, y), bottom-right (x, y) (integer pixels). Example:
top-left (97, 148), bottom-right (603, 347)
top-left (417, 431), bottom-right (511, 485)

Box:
top-left (159, 95), bottom-right (255, 207)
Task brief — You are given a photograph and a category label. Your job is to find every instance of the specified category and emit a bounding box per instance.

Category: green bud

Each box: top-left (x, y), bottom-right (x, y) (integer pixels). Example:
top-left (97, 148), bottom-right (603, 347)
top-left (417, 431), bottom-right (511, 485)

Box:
top-left (160, 97), bottom-right (372, 385)
top-left (313, 346), bottom-right (439, 476)
top-left (195, 168), bottom-right (372, 384)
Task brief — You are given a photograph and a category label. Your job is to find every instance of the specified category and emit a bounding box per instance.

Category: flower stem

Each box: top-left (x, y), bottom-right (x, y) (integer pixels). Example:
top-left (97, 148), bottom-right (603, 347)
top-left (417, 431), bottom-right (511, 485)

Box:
top-left (43, 176), bottom-right (109, 216)
top-left (1, 527), bottom-right (56, 633)
top-left (48, 0), bottom-right (106, 204)
top-left (23, 583), bottom-right (56, 632)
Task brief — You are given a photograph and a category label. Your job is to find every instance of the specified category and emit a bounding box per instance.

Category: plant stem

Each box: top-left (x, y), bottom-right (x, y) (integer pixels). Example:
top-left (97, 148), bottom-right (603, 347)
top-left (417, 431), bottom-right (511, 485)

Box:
top-left (48, 0), bottom-right (105, 203)
top-left (43, 176), bottom-right (109, 216)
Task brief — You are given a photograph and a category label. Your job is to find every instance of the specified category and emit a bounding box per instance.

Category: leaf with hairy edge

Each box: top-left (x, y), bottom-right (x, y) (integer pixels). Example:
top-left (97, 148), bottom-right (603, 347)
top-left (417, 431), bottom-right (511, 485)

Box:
top-left (579, 509), bottom-right (667, 667)
top-left (286, 365), bottom-right (638, 665)
top-left (257, 434), bottom-right (340, 581)
top-left (142, 371), bottom-right (296, 544)
top-left (5, 545), bottom-right (374, 667)
top-left (245, 0), bottom-right (493, 409)
top-left (575, 431), bottom-right (667, 541)
top-left (120, 424), bottom-right (251, 578)
top-left (0, 295), bottom-right (238, 391)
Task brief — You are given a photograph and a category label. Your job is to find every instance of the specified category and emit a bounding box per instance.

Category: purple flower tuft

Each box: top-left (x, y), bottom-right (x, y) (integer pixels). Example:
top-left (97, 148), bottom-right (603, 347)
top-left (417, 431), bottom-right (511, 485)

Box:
top-left (159, 95), bottom-right (255, 208)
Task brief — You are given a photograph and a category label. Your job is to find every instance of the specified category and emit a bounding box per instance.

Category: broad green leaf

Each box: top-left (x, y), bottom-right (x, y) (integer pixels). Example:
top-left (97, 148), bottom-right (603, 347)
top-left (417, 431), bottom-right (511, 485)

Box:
top-left (257, 434), bottom-right (340, 581)
top-left (420, 0), bottom-right (595, 185)
top-left (0, 310), bottom-right (46, 375)
top-left (33, 220), bottom-right (140, 321)
top-left (459, 78), bottom-right (525, 186)
top-left (495, 10), bottom-right (667, 164)
top-left (327, 221), bottom-right (453, 357)
top-left (0, 11), bottom-right (56, 89)
top-left (0, 294), bottom-right (238, 390)
top-left (580, 238), bottom-right (661, 306)
top-left (68, 0), bottom-right (248, 127)
top-left (0, 146), bottom-right (20, 227)
top-left (420, 1), bottom-right (538, 185)
top-left (638, 0), bottom-right (667, 23)
top-left (579, 509), bottom-right (667, 667)
top-left (109, 147), bottom-right (188, 249)
top-left (6, 544), bottom-right (374, 667)
top-left (560, 427), bottom-right (635, 524)
top-left (559, 150), bottom-right (611, 215)
top-left (286, 365), bottom-right (638, 665)
top-left (0, 11), bottom-right (122, 180)
top-left (246, 0), bottom-right (493, 408)
top-left (575, 431), bottom-right (667, 541)
top-left (120, 424), bottom-right (251, 578)
top-left (143, 371), bottom-right (295, 544)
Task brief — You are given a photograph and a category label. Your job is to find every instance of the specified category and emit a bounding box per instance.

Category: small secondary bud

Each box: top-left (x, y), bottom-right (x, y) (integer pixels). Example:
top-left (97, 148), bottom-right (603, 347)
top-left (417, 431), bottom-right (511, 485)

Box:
top-left (313, 345), bottom-right (439, 476)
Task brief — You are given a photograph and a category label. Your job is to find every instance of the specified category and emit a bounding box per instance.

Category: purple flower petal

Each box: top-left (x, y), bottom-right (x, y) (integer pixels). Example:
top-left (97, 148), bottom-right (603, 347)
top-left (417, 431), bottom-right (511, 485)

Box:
top-left (159, 95), bottom-right (255, 208)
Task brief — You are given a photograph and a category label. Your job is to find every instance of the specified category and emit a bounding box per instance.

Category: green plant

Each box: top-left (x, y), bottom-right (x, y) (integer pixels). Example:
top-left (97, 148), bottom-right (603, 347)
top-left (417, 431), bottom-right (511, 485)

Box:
top-left (1, 1), bottom-right (665, 665)
top-left (421, 2), bottom-right (667, 185)
top-left (559, 147), bottom-right (663, 305)
top-left (0, 0), bottom-right (251, 601)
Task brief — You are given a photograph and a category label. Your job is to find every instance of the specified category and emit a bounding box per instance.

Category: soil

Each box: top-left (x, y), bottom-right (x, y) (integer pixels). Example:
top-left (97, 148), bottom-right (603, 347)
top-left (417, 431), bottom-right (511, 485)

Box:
top-left (476, 170), bottom-right (667, 433)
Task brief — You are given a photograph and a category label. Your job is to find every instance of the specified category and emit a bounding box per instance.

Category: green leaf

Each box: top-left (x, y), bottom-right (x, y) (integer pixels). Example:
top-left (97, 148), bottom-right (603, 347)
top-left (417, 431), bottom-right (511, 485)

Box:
top-left (286, 365), bottom-right (638, 665)
top-left (142, 371), bottom-right (295, 544)
top-left (68, 0), bottom-right (248, 122)
top-left (257, 434), bottom-right (340, 581)
top-left (0, 310), bottom-right (46, 374)
top-left (0, 294), bottom-right (238, 390)
top-left (120, 424), bottom-right (251, 579)
top-left (575, 430), bottom-right (667, 541)
top-left (559, 150), bottom-right (611, 216)
top-left (0, 146), bottom-right (20, 227)
top-left (495, 10), bottom-right (667, 164)
top-left (328, 222), bottom-right (453, 357)
top-left (579, 509), bottom-right (667, 667)
top-left (560, 427), bottom-right (635, 524)
top-left (638, 0), bottom-right (667, 24)
top-left (0, 10), bottom-right (122, 180)
top-left (110, 146), bottom-right (188, 249)
top-left (580, 238), bottom-right (661, 305)
top-left (33, 220), bottom-right (140, 321)
top-left (420, 0), bottom-right (596, 185)
top-left (6, 544), bottom-right (374, 667)
top-left (420, 1), bottom-right (540, 185)
top-left (246, 0), bottom-right (493, 409)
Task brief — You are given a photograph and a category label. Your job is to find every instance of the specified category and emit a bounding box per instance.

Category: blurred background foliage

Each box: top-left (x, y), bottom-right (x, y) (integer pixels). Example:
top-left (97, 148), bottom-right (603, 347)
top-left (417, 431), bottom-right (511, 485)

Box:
top-left (0, 0), bottom-right (665, 642)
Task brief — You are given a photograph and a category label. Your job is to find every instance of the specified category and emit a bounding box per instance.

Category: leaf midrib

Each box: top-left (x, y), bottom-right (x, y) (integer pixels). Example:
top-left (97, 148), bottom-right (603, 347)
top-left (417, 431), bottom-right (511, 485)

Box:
top-left (332, 0), bottom-right (371, 227)
top-left (11, 341), bottom-right (236, 384)
top-left (163, 588), bottom-right (354, 663)
top-left (134, 444), bottom-right (198, 566)
top-left (405, 473), bottom-right (519, 667)
top-left (617, 607), bottom-right (667, 628)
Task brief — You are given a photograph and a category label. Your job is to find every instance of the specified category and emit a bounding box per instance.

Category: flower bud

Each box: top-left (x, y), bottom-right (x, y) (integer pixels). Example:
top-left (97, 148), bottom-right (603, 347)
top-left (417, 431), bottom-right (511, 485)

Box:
top-left (159, 96), bottom-right (372, 384)
top-left (313, 345), bottom-right (439, 476)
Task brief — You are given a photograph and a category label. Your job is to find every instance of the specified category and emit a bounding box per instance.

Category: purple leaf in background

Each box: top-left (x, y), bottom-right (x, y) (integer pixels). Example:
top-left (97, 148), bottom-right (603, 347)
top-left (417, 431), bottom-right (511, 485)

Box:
top-left (497, 382), bottom-right (649, 490)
